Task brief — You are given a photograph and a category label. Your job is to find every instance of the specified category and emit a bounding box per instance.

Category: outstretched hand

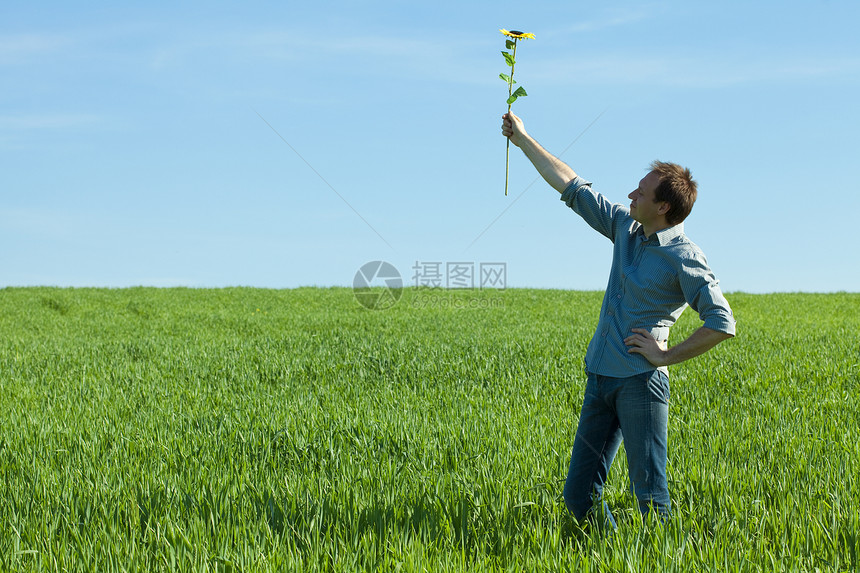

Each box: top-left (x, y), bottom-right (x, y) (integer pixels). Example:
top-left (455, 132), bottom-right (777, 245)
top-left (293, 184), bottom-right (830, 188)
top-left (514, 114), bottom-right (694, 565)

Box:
top-left (501, 111), bottom-right (527, 148)
top-left (625, 328), bottom-right (669, 367)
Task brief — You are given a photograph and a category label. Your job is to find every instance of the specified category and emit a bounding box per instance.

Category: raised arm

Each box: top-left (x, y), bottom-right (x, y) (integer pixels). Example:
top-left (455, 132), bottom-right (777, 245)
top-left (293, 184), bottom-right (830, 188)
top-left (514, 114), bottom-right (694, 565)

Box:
top-left (502, 112), bottom-right (577, 193)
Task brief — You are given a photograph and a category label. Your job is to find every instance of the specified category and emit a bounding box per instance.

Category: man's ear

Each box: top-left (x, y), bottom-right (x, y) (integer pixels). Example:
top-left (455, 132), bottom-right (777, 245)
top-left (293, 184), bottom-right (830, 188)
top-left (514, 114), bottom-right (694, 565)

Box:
top-left (657, 202), bottom-right (670, 216)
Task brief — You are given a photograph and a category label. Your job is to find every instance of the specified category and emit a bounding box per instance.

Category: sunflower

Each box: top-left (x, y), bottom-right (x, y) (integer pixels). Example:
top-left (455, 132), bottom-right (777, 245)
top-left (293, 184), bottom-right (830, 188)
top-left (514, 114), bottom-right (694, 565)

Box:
top-left (500, 29), bottom-right (536, 40)
top-left (499, 28), bottom-right (535, 195)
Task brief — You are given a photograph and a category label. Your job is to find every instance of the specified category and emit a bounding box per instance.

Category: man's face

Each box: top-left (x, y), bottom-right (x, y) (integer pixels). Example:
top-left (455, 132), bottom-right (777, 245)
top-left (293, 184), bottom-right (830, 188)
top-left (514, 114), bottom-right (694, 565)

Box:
top-left (628, 171), bottom-right (667, 226)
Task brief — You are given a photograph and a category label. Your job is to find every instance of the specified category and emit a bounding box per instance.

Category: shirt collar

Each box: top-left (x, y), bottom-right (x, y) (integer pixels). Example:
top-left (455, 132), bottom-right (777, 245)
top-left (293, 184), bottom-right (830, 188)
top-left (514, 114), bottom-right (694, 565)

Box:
top-left (638, 223), bottom-right (685, 245)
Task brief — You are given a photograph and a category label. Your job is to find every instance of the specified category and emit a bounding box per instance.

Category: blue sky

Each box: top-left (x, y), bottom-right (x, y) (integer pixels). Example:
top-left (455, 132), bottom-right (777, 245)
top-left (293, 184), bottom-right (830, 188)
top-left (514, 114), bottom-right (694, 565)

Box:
top-left (2, 0), bottom-right (858, 293)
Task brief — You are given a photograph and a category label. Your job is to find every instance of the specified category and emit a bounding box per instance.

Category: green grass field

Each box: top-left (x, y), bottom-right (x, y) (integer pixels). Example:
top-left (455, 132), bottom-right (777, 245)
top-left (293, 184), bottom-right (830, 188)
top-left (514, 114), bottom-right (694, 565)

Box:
top-left (1, 287), bottom-right (858, 572)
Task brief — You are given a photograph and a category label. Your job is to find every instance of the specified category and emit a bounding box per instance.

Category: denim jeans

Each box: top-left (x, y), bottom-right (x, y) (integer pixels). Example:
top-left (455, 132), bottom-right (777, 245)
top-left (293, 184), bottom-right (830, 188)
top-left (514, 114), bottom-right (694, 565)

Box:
top-left (563, 369), bottom-right (671, 528)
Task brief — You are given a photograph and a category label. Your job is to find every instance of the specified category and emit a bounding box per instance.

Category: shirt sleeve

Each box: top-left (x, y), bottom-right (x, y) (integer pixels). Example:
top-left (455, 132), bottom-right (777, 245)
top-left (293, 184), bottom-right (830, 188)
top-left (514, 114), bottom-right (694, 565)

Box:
top-left (678, 249), bottom-right (737, 336)
top-left (560, 176), bottom-right (631, 242)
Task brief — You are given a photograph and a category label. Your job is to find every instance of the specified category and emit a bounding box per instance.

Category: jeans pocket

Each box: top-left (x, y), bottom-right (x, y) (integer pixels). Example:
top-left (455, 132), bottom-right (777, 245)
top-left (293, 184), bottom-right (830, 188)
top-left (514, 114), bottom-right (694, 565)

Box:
top-left (645, 370), bottom-right (670, 404)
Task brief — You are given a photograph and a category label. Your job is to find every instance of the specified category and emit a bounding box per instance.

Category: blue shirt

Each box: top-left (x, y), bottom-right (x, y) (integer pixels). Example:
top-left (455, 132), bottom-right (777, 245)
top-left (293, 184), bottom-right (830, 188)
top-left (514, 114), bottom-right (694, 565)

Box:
top-left (561, 176), bottom-right (736, 377)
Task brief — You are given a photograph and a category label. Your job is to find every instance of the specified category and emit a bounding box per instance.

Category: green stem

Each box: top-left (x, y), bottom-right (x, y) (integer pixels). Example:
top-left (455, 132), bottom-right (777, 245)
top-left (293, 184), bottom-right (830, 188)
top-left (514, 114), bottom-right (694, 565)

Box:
top-left (505, 39), bottom-right (518, 196)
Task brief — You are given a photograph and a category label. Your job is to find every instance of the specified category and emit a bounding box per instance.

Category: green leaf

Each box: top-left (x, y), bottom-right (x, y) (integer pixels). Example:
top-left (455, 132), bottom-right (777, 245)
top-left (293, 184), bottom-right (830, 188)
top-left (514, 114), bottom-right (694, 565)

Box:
top-left (506, 40), bottom-right (516, 49)
top-left (502, 51), bottom-right (515, 67)
top-left (506, 86), bottom-right (528, 105)
top-left (499, 73), bottom-right (515, 84)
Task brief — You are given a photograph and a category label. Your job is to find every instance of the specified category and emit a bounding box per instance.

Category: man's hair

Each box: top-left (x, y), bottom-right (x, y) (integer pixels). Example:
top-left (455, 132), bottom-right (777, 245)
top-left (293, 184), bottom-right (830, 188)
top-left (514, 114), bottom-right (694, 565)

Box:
top-left (649, 160), bottom-right (697, 225)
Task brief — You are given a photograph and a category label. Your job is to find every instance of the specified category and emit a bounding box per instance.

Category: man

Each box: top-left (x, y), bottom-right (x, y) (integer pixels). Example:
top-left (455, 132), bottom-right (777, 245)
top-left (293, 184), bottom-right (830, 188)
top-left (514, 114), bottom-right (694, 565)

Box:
top-left (501, 111), bottom-right (736, 527)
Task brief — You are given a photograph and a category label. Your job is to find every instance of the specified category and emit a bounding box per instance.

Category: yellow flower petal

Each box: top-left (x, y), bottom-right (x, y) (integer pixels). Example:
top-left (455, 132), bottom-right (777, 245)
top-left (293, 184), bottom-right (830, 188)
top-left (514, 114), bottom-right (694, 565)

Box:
top-left (500, 29), bottom-right (535, 40)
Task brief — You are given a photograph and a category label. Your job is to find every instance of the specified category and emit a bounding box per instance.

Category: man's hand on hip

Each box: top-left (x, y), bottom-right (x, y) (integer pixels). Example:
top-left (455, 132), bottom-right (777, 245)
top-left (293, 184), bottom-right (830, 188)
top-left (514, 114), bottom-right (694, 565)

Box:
top-left (626, 326), bottom-right (733, 368)
top-left (625, 329), bottom-right (669, 367)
